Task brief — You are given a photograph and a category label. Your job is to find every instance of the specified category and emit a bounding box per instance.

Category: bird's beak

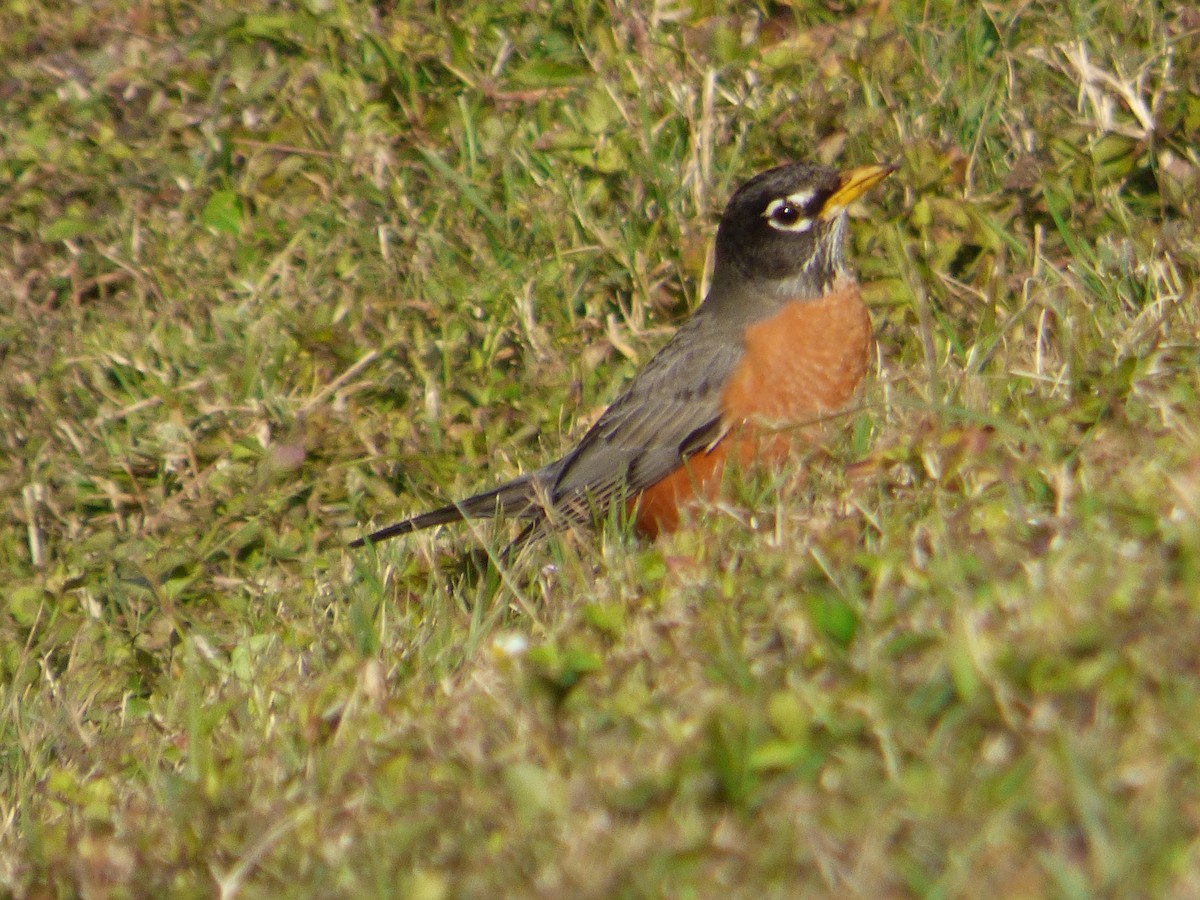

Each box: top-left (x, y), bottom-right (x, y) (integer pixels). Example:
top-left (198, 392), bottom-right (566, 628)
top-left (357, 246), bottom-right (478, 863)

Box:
top-left (819, 163), bottom-right (898, 220)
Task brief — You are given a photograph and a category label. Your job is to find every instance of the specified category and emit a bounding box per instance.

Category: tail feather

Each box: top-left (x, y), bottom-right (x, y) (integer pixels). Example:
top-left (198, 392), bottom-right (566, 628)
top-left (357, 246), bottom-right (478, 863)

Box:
top-left (349, 474), bottom-right (543, 548)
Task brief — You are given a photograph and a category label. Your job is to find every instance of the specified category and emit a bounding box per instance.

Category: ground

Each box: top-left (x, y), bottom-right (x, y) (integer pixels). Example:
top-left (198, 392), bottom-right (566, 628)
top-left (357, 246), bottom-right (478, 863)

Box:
top-left (2, 1), bottom-right (1200, 896)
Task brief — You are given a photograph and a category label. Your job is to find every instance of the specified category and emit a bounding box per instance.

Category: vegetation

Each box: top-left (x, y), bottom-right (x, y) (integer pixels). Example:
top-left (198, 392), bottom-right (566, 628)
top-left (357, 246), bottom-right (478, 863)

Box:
top-left (2, 0), bottom-right (1198, 895)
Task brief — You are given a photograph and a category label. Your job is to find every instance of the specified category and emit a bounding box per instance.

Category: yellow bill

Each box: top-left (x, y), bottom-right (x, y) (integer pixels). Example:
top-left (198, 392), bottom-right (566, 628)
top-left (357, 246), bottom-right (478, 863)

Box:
top-left (820, 163), bottom-right (898, 219)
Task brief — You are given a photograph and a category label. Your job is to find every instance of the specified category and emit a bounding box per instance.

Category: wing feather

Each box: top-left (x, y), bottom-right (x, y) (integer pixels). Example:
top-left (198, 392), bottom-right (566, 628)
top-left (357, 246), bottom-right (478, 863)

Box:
top-left (352, 306), bottom-right (746, 548)
top-left (550, 310), bottom-right (744, 511)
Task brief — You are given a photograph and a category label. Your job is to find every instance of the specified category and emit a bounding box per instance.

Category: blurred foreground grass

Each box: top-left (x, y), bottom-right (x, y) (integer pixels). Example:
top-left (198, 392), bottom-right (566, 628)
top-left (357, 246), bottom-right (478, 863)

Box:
top-left (3, 0), bottom-right (1200, 895)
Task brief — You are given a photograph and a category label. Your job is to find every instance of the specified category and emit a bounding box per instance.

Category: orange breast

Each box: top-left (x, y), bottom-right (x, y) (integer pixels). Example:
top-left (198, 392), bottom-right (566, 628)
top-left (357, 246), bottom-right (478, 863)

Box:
top-left (629, 282), bottom-right (871, 537)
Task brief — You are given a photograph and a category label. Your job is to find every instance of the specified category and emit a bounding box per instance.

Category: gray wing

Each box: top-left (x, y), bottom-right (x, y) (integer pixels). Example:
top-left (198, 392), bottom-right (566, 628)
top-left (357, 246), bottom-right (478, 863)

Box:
top-left (351, 308), bottom-right (745, 549)
top-left (547, 310), bottom-right (746, 519)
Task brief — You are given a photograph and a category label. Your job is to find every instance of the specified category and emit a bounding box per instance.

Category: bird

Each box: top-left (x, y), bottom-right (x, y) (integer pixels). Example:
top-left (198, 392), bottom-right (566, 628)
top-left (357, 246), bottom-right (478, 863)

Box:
top-left (351, 160), bottom-right (896, 550)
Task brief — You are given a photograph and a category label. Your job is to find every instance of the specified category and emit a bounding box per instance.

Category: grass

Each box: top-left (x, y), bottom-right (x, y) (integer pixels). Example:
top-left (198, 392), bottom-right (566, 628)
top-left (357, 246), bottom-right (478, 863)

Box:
top-left (2, 0), bottom-right (1199, 896)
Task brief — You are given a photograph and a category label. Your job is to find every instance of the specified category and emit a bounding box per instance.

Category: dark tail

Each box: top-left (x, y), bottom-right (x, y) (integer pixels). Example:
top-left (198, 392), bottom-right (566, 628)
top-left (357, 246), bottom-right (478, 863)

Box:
top-left (349, 474), bottom-right (544, 548)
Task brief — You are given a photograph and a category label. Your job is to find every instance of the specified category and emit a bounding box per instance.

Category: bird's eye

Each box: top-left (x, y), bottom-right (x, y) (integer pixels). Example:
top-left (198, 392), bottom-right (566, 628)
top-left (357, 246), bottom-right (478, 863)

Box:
top-left (772, 204), bottom-right (801, 225)
top-left (763, 197), bottom-right (813, 233)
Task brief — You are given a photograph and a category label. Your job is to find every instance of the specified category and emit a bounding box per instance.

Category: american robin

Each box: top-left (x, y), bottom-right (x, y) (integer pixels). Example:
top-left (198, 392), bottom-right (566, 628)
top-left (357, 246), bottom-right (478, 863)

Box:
top-left (351, 161), bottom-right (895, 549)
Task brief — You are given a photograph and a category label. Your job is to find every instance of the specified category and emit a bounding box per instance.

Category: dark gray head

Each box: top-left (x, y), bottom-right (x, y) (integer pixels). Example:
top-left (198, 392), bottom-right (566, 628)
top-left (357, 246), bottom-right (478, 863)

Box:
top-left (712, 161), bottom-right (895, 301)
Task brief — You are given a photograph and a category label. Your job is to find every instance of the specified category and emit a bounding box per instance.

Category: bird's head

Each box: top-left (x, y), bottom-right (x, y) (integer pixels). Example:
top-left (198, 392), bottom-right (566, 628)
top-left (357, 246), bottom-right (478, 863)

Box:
top-left (712, 161), bottom-right (896, 302)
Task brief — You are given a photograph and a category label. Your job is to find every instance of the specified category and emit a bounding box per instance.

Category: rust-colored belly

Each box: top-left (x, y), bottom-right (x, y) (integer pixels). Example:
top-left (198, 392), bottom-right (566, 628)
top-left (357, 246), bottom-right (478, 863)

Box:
top-left (629, 283), bottom-right (871, 536)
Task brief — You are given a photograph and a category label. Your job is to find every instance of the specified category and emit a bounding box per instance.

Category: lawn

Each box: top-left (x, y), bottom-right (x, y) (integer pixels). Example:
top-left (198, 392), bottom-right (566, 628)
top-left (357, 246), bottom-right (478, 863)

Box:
top-left (3, 0), bottom-right (1199, 896)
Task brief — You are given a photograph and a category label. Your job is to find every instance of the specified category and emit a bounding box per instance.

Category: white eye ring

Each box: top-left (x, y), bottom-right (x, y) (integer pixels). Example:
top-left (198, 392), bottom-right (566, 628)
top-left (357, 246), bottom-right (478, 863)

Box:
top-left (764, 197), bottom-right (813, 233)
top-left (785, 188), bottom-right (816, 208)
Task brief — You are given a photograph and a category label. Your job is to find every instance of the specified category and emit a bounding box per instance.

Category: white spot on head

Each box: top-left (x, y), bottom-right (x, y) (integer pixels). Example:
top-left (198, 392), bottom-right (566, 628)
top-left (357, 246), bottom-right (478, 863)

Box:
top-left (785, 188), bottom-right (816, 208)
